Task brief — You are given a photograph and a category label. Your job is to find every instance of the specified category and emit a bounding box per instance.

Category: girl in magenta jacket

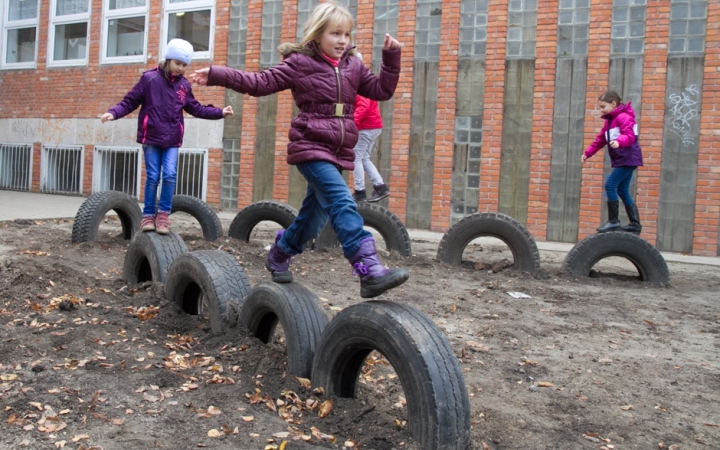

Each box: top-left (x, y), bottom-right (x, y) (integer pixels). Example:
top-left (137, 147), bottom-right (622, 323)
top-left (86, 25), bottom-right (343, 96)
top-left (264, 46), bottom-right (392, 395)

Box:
top-left (191, 2), bottom-right (408, 298)
top-left (583, 90), bottom-right (644, 234)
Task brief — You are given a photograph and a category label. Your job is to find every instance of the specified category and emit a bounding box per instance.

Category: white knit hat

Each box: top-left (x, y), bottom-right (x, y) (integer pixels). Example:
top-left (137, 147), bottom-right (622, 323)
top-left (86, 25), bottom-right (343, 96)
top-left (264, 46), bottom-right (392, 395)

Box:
top-left (164, 39), bottom-right (193, 65)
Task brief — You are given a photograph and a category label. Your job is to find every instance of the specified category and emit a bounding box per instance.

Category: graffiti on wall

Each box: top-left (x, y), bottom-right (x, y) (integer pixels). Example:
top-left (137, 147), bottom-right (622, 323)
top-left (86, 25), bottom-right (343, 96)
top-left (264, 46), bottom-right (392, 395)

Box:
top-left (11, 120), bottom-right (36, 139)
top-left (668, 84), bottom-right (699, 147)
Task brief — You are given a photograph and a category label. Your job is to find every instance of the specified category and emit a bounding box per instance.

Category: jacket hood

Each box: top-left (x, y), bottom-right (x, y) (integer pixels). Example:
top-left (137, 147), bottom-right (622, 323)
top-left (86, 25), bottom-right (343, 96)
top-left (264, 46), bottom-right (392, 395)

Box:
top-left (277, 41), bottom-right (357, 59)
top-left (602, 101), bottom-right (635, 121)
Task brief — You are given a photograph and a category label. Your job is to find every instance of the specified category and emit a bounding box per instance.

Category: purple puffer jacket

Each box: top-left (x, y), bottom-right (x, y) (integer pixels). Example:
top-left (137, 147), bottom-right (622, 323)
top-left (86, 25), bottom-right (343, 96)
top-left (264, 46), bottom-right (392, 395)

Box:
top-left (206, 42), bottom-right (401, 170)
top-left (108, 66), bottom-right (224, 148)
top-left (584, 102), bottom-right (644, 168)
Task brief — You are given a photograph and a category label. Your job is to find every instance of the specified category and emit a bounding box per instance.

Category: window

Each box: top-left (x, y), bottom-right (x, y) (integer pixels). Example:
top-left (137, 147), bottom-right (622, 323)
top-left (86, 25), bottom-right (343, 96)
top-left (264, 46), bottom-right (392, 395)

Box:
top-left (2, 0), bottom-right (40, 69)
top-left (48, 0), bottom-right (90, 66)
top-left (162, 0), bottom-right (215, 62)
top-left (102, 0), bottom-right (148, 63)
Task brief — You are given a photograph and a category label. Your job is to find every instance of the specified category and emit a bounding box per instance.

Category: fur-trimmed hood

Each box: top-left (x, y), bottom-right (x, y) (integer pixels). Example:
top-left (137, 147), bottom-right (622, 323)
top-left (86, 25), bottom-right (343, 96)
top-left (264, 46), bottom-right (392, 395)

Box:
top-left (277, 41), bottom-right (357, 59)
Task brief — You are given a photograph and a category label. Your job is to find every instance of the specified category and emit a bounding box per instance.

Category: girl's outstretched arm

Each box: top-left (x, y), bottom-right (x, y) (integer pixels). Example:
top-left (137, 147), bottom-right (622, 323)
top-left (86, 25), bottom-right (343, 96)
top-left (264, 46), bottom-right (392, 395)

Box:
top-left (356, 34), bottom-right (401, 101)
top-left (107, 77), bottom-right (146, 120)
top-left (191, 60), bottom-right (297, 97)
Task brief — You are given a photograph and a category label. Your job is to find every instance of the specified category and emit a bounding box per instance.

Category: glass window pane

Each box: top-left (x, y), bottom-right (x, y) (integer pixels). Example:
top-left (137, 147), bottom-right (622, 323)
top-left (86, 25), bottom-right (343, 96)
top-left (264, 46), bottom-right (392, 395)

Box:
top-left (109, 0), bottom-right (146, 9)
top-left (628, 38), bottom-right (644, 54)
top-left (690, 3), bottom-right (707, 19)
top-left (669, 21), bottom-right (687, 36)
top-left (668, 37), bottom-right (685, 53)
top-left (613, 7), bottom-right (628, 22)
top-left (54, 22), bottom-right (88, 60)
top-left (630, 23), bottom-right (644, 37)
top-left (575, 9), bottom-right (590, 23)
top-left (56, 0), bottom-right (89, 16)
top-left (8, 0), bottom-right (39, 21)
top-left (167, 10), bottom-right (211, 52)
top-left (5, 27), bottom-right (36, 63)
top-left (687, 37), bottom-right (704, 52)
top-left (670, 4), bottom-right (688, 20)
top-left (106, 16), bottom-right (145, 57)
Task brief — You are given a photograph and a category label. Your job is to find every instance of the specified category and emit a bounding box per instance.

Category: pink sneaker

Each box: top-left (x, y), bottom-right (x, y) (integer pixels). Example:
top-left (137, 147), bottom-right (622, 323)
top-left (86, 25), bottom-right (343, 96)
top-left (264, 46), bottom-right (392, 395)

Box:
top-left (141, 215), bottom-right (155, 232)
top-left (155, 211), bottom-right (171, 235)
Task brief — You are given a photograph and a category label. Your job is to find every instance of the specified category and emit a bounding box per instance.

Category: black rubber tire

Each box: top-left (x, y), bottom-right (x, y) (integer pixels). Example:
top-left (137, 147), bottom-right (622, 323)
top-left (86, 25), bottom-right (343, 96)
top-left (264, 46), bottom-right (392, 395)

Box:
top-left (311, 301), bottom-right (470, 450)
top-left (122, 231), bottom-right (188, 283)
top-left (238, 281), bottom-right (328, 378)
top-left (71, 191), bottom-right (142, 243)
top-left (436, 212), bottom-right (541, 273)
top-left (171, 195), bottom-right (223, 242)
top-left (228, 200), bottom-right (298, 241)
top-left (165, 250), bottom-right (252, 332)
top-left (314, 202), bottom-right (412, 257)
top-left (562, 232), bottom-right (670, 286)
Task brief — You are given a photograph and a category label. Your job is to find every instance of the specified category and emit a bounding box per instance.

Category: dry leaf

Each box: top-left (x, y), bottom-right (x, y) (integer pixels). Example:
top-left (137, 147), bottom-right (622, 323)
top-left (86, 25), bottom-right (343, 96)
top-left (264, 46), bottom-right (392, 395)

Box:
top-left (620, 405), bottom-right (633, 411)
top-left (537, 382), bottom-right (553, 387)
top-left (1, 374), bottom-right (18, 381)
top-left (273, 432), bottom-right (290, 438)
top-left (241, 416), bottom-right (254, 422)
top-left (318, 399), bottom-right (333, 418)
top-left (113, 418), bottom-right (125, 425)
top-left (54, 441), bottom-right (66, 448)
top-left (296, 377), bottom-right (312, 389)
top-left (71, 435), bottom-right (90, 442)
top-left (279, 442), bottom-right (287, 450)
top-left (207, 406), bottom-right (221, 416)
top-left (207, 429), bottom-right (222, 437)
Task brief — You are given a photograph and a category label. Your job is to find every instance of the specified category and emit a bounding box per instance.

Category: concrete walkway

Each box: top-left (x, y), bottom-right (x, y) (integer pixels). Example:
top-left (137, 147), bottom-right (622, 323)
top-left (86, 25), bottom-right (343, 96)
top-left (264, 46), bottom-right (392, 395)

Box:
top-left (1, 190), bottom-right (718, 267)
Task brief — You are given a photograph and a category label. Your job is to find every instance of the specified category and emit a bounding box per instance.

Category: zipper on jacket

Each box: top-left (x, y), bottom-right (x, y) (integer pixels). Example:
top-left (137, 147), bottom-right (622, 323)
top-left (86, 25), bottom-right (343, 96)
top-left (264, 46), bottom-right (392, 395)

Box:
top-left (334, 66), bottom-right (345, 155)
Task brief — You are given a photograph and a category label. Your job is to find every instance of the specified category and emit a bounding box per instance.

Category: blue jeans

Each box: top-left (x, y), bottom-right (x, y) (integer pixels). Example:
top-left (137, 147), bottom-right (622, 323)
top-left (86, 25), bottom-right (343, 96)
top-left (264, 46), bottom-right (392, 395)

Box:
top-left (278, 161), bottom-right (371, 259)
top-left (143, 145), bottom-right (178, 216)
top-left (605, 166), bottom-right (636, 205)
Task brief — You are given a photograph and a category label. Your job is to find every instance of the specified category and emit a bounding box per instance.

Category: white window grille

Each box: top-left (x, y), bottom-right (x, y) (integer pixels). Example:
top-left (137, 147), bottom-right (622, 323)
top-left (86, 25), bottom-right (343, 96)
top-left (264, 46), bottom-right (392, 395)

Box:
top-left (0, 143), bottom-right (33, 191)
top-left (2, 0), bottom-right (40, 69)
top-left (93, 146), bottom-right (142, 198)
top-left (41, 145), bottom-right (84, 195)
top-left (101, 0), bottom-right (149, 64)
top-left (162, 0), bottom-right (215, 62)
top-left (48, 0), bottom-right (90, 67)
top-left (176, 148), bottom-right (207, 200)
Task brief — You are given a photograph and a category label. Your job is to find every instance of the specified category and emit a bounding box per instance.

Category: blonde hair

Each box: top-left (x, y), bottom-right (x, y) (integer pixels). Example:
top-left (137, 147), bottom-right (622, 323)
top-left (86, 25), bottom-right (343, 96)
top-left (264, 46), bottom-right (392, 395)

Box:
top-left (300, 2), bottom-right (355, 46)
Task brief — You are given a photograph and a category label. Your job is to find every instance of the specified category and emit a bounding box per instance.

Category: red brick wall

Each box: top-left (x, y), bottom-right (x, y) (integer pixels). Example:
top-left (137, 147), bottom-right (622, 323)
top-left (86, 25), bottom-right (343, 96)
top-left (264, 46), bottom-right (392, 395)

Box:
top-left (578, 0), bottom-right (613, 239)
top-left (430, 0), bottom-right (460, 231)
top-left (478, 0), bottom-right (508, 213)
top-left (387, 0), bottom-right (416, 220)
top-left (527, 0), bottom-right (558, 239)
top-left (694, 0), bottom-right (720, 256)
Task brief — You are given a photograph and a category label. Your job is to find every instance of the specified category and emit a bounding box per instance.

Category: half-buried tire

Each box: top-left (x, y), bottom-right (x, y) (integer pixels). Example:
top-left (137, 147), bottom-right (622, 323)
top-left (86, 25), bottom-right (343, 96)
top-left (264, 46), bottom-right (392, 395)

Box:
top-left (165, 250), bottom-right (252, 332)
top-left (562, 232), bottom-right (670, 287)
top-left (123, 231), bottom-right (188, 283)
top-left (228, 200), bottom-right (297, 241)
top-left (314, 202), bottom-right (412, 257)
top-left (238, 281), bottom-right (328, 378)
top-left (71, 190), bottom-right (142, 243)
top-left (171, 195), bottom-right (223, 242)
top-left (311, 301), bottom-right (471, 450)
top-left (436, 212), bottom-right (541, 273)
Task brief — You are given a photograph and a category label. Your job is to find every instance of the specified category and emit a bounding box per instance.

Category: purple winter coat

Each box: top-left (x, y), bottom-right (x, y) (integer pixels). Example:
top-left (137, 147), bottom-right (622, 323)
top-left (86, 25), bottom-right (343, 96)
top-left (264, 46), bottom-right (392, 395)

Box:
top-left (584, 102), bottom-right (644, 168)
top-left (206, 42), bottom-right (401, 170)
top-left (108, 66), bottom-right (224, 148)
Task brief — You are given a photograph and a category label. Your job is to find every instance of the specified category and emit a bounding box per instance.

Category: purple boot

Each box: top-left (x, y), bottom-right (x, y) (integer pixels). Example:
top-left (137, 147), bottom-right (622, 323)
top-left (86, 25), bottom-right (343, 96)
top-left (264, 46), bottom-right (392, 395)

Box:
top-left (266, 230), bottom-right (293, 283)
top-left (349, 237), bottom-right (409, 298)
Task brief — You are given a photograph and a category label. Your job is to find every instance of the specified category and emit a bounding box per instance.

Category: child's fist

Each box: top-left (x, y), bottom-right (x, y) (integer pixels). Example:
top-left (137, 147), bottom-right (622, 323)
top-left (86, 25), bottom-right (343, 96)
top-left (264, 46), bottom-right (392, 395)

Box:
top-left (101, 113), bottom-right (114, 123)
top-left (609, 140), bottom-right (619, 149)
top-left (190, 68), bottom-right (210, 86)
top-left (223, 106), bottom-right (234, 117)
top-left (383, 34), bottom-right (401, 50)
top-left (581, 154), bottom-right (587, 164)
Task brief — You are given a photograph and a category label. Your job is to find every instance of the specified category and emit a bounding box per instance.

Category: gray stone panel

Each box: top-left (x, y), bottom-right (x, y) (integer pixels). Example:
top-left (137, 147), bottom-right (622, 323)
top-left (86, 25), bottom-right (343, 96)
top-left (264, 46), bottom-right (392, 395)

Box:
top-left (547, 57), bottom-right (586, 242)
top-left (498, 59), bottom-right (535, 225)
top-left (406, 61), bottom-right (439, 229)
top-left (253, 94), bottom-right (279, 202)
top-left (657, 56), bottom-right (703, 253)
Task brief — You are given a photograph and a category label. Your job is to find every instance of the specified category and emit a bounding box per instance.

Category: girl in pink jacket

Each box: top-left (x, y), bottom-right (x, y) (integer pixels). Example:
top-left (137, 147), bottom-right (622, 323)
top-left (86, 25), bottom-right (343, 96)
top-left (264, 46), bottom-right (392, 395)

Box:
top-left (583, 90), bottom-right (644, 234)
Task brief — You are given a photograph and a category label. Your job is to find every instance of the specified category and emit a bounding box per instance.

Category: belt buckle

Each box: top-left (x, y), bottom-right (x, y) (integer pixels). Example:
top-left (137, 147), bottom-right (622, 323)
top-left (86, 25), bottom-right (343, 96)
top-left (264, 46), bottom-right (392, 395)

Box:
top-left (334, 103), bottom-right (344, 117)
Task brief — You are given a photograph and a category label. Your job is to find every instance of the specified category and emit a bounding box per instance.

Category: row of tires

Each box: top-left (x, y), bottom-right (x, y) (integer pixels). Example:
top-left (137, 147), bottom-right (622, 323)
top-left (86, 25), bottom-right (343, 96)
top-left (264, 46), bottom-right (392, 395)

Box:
top-left (73, 190), bottom-right (670, 286)
top-left (122, 230), bottom-right (470, 450)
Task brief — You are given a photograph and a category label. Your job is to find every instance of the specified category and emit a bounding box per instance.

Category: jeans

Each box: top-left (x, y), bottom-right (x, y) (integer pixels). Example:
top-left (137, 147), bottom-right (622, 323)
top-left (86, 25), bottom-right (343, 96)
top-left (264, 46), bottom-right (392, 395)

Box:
top-left (143, 145), bottom-right (178, 216)
top-left (353, 129), bottom-right (384, 191)
top-left (604, 166), bottom-right (636, 205)
top-left (278, 160), bottom-right (371, 259)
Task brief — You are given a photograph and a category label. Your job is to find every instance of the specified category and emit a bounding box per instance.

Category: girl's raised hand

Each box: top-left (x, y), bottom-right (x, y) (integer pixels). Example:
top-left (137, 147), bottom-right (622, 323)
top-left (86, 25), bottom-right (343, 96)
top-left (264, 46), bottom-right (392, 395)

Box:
top-left (100, 113), bottom-right (114, 123)
top-left (190, 68), bottom-right (210, 86)
top-left (383, 34), bottom-right (401, 50)
top-left (222, 106), bottom-right (234, 117)
top-left (581, 154), bottom-right (587, 164)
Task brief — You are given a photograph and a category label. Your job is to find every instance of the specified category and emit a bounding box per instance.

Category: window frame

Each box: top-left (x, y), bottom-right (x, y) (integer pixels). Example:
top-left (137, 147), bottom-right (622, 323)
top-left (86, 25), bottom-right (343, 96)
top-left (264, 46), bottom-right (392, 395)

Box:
top-left (1, 0), bottom-right (40, 70)
top-left (161, 0), bottom-right (215, 63)
top-left (100, 0), bottom-right (149, 64)
top-left (47, 0), bottom-right (91, 67)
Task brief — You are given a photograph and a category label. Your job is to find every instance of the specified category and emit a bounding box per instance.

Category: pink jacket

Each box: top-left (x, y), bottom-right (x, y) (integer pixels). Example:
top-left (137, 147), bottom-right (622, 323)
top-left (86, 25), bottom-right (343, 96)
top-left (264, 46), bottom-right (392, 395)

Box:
top-left (354, 95), bottom-right (383, 130)
top-left (584, 102), bottom-right (644, 168)
top-left (206, 42), bottom-right (400, 170)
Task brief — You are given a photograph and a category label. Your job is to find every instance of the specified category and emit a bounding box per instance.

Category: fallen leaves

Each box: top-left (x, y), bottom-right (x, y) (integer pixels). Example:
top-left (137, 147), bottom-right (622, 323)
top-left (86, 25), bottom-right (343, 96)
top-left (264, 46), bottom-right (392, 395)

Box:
top-left (318, 399), bottom-right (333, 418)
top-left (121, 305), bottom-right (159, 321)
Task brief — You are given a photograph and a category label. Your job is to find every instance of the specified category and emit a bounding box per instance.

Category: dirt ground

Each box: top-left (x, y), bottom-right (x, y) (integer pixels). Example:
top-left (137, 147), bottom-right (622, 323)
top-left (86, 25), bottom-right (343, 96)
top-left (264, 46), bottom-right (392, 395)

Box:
top-left (0, 211), bottom-right (719, 450)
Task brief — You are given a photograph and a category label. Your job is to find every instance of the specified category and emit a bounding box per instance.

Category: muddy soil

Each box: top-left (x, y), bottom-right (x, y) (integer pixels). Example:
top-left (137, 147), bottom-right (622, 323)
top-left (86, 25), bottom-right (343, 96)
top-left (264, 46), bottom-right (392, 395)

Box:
top-left (0, 212), bottom-right (719, 450)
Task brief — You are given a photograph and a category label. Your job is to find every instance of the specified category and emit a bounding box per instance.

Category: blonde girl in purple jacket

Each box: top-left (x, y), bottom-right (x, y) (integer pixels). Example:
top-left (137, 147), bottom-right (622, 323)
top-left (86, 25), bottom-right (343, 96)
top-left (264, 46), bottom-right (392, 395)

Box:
top-left (583, 90), bottom-right (644, 234)
top-left (191, 2), bottom-right (408, 298)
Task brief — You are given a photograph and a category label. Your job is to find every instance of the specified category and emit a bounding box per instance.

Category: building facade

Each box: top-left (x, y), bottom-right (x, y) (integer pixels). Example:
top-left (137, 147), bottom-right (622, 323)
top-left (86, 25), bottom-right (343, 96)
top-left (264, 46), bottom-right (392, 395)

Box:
top-left (0, 0), bottom-right (718, 256)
